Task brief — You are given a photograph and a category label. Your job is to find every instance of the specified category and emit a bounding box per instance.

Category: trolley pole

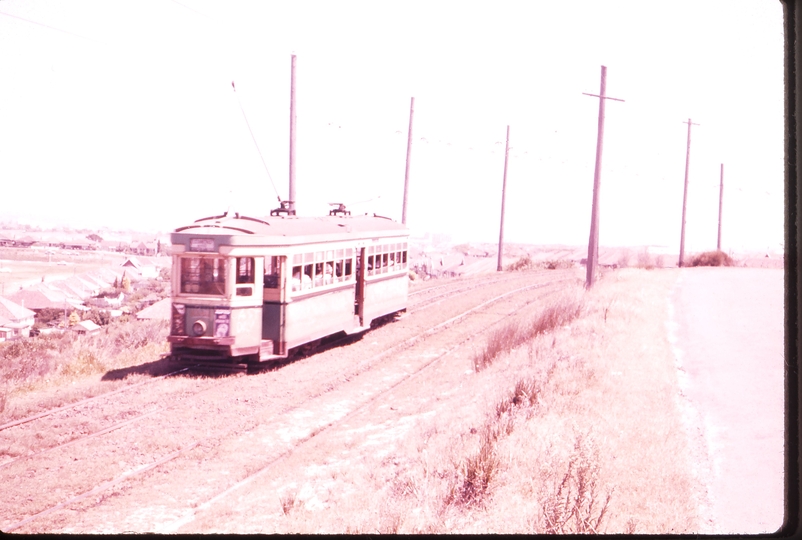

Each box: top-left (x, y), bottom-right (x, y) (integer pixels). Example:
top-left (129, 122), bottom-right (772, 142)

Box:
top-left (497, 125), bottom-right (510, 272)
top-left (402, 97), bottom-right (415, 225)
top-left (678, 118), bottom-right (700, 267)
top-left (717, 163), bottom-right (724, 251)
top-left (582, 65), bottom-right (624, 289)
top-left (288, 54), bottom-right (297, 214)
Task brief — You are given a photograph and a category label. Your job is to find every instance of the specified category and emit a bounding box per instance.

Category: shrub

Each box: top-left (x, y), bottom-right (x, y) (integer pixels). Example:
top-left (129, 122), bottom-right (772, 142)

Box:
top-left (34, 307), bottom-right (67, 328)
top-left (86, 308), bottom-right (112, 326)
top-left (689, 250), bottom-right (733, 267)
top-left (541, 260), bottom-right (573, 270)
top-left (506, 256), bottom-right (535, 272)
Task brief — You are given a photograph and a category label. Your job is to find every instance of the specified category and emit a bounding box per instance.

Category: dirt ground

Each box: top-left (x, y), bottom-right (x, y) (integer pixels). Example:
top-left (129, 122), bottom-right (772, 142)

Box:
top-left (0, 262), bottom-right (787, 533)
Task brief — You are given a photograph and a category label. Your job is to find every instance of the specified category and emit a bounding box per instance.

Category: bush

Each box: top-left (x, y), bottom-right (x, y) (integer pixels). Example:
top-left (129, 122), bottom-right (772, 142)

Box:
top-left (506, 256), bottom-right (535, 272)
top-left (34, 307), bottom-right (70, 329)
top-left (86, 308), bottom-right (112, 326)
top-left (689, 250), bottom-right (733, 267)
top-left (541, 259), bottom-right (573, 270)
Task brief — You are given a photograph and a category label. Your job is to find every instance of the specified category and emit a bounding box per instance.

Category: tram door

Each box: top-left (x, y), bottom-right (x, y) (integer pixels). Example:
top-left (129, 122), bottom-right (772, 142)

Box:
top-left (355, 247), bottom-right (366, 326)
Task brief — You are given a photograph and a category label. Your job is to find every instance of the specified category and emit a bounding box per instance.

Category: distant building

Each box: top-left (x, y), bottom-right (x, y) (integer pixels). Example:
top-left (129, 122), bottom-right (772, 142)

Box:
top-left (0, 296), bottom-right (36, 339)
top-left (72, 320), bottom-right (101, 335)
top-left (121, 256), bottom-right (158, 279)
top-left (136, 297), bottom-right (170, 321)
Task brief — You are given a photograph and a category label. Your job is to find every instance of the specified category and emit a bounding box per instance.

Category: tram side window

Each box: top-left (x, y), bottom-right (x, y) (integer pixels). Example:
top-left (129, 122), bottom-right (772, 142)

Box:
top-left (236, 257), bottom-right (255, 284)
top-left (290, 250), bottom-right (355, 291)
top-left (264, 256), bottom-right (280, 289)
top-left (181, 257), bottom-right (226, 295)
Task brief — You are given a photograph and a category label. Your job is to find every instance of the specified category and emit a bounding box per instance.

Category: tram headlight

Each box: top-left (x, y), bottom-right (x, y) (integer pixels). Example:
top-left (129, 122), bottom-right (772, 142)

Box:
top-left (192, 320), bottom-right (207, 336)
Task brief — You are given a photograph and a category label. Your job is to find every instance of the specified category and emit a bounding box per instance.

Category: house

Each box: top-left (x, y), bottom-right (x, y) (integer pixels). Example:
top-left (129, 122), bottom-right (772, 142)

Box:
top-left (72, 320), bottom-right (101, 335)
top-left (16, 235), bottom-right (38, 247)
top-left (136, 297), bottom-right (170, 321)
top-left (48, 280), bottom-right (90, 301)
top-left (5, 285), bottom-right (86, 312)
top-left (121, 256), bottom-right (158, 279)
top-left (61, 239), bottom-right (97, 251)
top-left (0, 296), bottom-right (36, 339)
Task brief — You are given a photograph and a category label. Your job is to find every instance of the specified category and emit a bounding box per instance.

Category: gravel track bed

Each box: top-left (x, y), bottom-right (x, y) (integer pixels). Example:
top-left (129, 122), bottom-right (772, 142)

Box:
top-left (2, 269), bottom-right (579, 533)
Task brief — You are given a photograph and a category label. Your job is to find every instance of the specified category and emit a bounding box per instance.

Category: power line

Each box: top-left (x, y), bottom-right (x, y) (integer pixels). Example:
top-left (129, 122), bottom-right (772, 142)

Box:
top-left (231, 81), bottom-right (282, 203)
top-left (0, 10), bottom-right (107, 45)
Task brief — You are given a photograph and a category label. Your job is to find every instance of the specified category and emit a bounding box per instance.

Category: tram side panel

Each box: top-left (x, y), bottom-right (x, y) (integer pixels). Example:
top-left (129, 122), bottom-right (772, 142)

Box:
top-left (283, 285), bottom-right (357, 350)
top-left (363, 273), bottom-right (408, 323)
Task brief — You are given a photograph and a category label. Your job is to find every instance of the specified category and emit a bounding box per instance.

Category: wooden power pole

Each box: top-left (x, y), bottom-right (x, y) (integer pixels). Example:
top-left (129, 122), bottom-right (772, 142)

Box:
top-left (678, 118), bottom-right (700, 267)
top-left (402, 97), bottom-right (414, 225)
top-left (717, 163), bottom-right (724, 251)
top-left (582, 65), bottom-right (624, 288)
top-left (288, 54), bottom-right (297, 214)
top-left (497, 125), bottom-right (510, 272)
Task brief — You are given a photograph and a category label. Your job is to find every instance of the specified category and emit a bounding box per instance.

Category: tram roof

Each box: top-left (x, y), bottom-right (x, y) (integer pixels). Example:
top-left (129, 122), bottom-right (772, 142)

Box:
top-left (171, 213), bottom-right (408, 247)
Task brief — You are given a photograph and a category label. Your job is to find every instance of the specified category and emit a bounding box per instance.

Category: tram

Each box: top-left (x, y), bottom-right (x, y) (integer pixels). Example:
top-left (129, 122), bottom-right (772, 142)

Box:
top-left (167, 210), bottom-right (409, 367)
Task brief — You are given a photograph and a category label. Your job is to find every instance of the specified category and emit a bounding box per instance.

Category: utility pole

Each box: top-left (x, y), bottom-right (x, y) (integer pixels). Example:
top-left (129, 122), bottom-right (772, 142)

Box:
top-left (717, 163), bottom-right (724, 251)
top-left (582, 65), bottom-right (624, 289)
top-left (288, 54), bottom-right (297, 215)
top-left (497, 125), bottom-right (510, 272)
top-left (402, 97), bottom-right (414, 225)
top-left (678, 118), bottom-right (700, 267)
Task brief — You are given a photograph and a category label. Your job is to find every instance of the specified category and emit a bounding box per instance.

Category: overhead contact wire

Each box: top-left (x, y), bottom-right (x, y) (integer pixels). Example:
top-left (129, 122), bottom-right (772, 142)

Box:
top-left (232, 82), bottom-right (282, 203)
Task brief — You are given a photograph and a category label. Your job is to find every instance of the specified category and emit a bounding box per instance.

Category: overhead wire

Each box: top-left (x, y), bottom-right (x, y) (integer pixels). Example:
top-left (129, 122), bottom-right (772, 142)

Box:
top-left (231, 81), bottom-right (282, 203)
top-left (0, 10), bottom-right (107, 45)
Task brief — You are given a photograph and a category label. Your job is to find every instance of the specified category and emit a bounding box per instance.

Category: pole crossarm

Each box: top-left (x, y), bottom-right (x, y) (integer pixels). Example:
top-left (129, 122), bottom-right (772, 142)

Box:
top-left (582, 93), bottom-right (625, 102)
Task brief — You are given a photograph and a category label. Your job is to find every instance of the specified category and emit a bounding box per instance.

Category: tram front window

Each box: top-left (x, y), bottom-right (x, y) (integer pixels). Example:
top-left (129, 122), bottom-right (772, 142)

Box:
top-left (181, 257), bottom-right (226, 295)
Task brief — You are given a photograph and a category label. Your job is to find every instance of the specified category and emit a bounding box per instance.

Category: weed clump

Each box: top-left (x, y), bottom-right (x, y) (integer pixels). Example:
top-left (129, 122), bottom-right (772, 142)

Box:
top-left (446, 376), bottom-right (542, 509)
top-left (473, 298), bottom-right (582, 372)
top-left (689, 250), bottom-right (733, 267)
top-left (540, 435), bottom-right (613, 534)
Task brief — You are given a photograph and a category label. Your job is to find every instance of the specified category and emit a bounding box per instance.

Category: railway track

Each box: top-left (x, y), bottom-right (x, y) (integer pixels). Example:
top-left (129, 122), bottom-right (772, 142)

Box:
top-left (1, 270), bottom-right (580, 532)
top-left (1, 271), bottom-right (547, 445)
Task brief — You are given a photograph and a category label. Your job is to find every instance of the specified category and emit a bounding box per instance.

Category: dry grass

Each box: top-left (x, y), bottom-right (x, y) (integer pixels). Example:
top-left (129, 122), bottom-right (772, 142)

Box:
top-left (0, 319), bottom-right (169, 422)
top-left (539, 434), bottom-right (612, 534)
top-left (203, 269), bottom-right (699, 533)
top-left (473, 295), bottom-right (583, 372)
top-left (301, 268), bottom-right (700, 534)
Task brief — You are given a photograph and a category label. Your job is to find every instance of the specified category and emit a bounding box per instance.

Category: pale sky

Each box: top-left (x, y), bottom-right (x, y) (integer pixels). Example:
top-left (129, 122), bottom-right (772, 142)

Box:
top-left (0, 0), bottom-right (785, 253)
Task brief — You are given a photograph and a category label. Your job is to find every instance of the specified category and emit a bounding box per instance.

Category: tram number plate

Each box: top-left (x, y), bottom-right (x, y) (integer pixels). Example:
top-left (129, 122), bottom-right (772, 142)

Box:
top-left (190, 238), bottom-right (216, 252)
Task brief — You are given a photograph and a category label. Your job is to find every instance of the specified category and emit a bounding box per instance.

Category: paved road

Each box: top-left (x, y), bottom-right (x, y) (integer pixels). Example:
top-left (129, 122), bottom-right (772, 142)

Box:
top-left (669, 267), bottom-right (784, 534)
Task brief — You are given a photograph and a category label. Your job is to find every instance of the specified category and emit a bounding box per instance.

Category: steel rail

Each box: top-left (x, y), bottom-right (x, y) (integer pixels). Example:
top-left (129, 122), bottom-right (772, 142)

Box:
top-left (162, 279), bottom-right (571, 531)
top-left (0, 368), bottom-right (188, 433)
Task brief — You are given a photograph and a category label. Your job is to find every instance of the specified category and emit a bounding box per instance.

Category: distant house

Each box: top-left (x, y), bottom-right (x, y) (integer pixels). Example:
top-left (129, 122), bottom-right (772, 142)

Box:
top-left (16, 235), bottom-right (38, 247)
top-left (5, 285), bottom-right (86, 312)
top-left (99, 240), bottom-right (126, 252)
top-left (72, 320), bottom-right (101, 335)
top-left (136, 297), bottom-right (170, 321)
top-left (0, 296), bottom-right (36, 339)
top-left (61, 239), bottom-right (97, 251)
top-left (121, 256), bottom-right (157, 279)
